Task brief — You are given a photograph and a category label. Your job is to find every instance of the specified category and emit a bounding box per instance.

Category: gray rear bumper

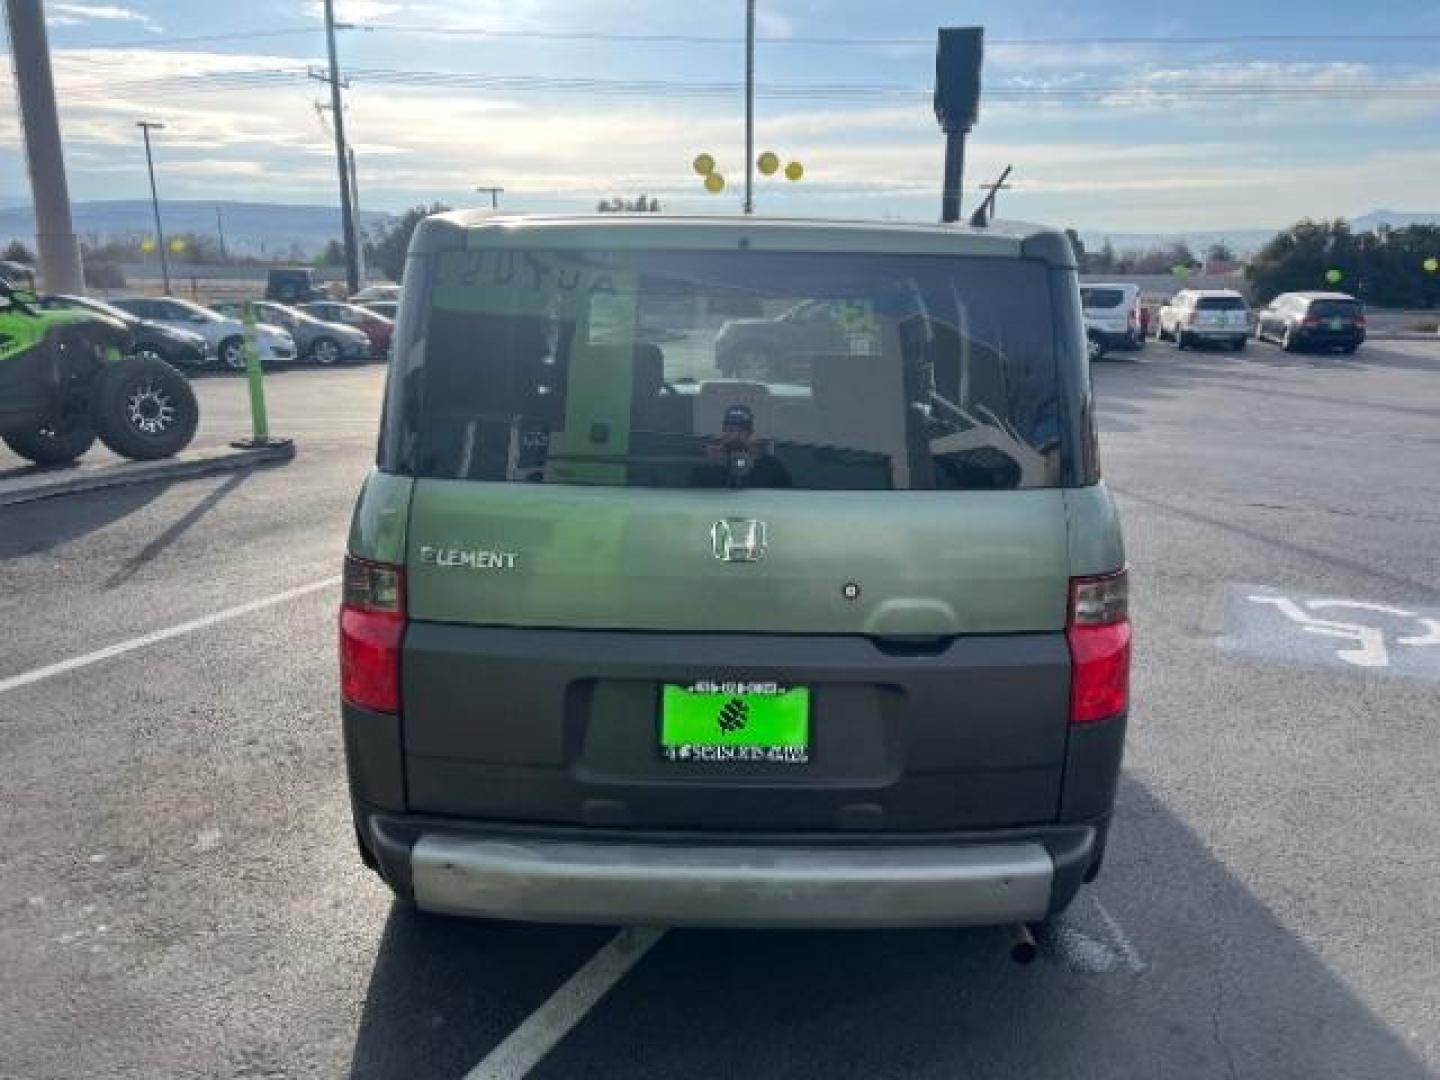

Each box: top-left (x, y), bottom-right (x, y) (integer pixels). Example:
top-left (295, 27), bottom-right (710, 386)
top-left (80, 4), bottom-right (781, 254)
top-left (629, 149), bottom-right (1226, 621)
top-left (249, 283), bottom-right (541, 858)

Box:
top-left (407, 832), bottom-right (1074, 928)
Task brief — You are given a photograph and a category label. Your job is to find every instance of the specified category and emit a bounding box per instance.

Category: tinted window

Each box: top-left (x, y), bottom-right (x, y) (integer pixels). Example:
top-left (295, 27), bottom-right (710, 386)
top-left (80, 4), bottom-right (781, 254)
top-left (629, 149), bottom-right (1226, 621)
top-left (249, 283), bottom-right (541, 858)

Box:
top-left (1080, 288), bottom-right (1126, 309)
top-left (382, 248), bottom-right (1071, 491)
top-left (1309, 299), bottom-right (1361, 318)
top-left (1196, 296), bottom-right (1247, 311)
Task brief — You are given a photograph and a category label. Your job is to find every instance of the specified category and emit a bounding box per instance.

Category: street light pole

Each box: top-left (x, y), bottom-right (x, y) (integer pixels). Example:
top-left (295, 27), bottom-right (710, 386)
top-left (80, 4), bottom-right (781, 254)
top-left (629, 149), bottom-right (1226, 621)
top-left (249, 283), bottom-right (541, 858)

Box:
top-left (4, 0), bottom-right (84, 292)
top-left (476, 186), bottom-right (504, 210)
top-left (744, 0), bottom-right (755, 215)
top-left (137, 121), bottom-right (171, 294)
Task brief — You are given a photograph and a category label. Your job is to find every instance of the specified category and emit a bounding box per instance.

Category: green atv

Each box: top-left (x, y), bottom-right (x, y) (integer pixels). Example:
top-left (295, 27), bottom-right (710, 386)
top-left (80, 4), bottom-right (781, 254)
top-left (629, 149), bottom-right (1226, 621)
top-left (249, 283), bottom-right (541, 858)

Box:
top-left (0, 275), bottom-right (199, 466)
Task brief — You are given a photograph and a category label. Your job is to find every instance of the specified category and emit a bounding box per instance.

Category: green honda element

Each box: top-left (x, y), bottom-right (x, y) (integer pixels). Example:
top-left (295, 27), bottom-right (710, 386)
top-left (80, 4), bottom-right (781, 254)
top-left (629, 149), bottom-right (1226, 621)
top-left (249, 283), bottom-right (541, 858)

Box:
top-left (341, 213), bottom-right (1130, 932)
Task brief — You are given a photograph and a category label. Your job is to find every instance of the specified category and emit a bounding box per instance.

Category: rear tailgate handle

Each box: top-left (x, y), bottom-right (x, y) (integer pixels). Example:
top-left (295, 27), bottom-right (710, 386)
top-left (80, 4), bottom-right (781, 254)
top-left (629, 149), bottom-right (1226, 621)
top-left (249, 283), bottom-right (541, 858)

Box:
top-left (868, 635), bottom-right (955, 658)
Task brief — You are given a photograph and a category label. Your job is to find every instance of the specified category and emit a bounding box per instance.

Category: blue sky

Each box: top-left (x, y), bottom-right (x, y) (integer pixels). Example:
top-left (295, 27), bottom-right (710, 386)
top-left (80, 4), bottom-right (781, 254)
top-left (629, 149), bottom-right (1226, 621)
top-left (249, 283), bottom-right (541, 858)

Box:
top-left (2, 0), bottom-right (1439, 232)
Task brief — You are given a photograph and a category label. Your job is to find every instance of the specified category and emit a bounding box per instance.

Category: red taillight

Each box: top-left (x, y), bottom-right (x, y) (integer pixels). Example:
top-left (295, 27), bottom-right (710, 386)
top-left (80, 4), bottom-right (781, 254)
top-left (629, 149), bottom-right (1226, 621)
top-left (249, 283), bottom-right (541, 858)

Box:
top-left (340, 555), bottom-right (405, 714)
top-left (1354, 314), bottom-right (1367, 328)
top-left (1066, 571), bottom-right (1131, 725)
top-left (1302, 316), bottom-right (1321, 328)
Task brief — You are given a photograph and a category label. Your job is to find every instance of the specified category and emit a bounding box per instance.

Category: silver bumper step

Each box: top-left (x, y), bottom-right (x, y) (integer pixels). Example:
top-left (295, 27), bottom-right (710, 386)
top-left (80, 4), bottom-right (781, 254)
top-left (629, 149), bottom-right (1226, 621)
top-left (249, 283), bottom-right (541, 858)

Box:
top-left (411, 834), bottom-right (1055, 928)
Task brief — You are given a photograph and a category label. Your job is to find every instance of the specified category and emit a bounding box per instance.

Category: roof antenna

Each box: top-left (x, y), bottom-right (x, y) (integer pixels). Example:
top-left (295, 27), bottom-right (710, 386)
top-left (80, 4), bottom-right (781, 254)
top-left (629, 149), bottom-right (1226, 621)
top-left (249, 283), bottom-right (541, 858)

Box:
top-left (969, 164), bottom-right (1013, 228)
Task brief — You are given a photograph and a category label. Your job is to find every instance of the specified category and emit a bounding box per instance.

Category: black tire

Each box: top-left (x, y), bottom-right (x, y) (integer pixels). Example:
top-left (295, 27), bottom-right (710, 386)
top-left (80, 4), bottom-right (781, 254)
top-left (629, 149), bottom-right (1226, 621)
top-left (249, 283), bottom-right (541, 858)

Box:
top-left (218, 335), bottom-right (246, 371)
top-left (1175, 330), bottom-right (1189, 350)
top-left (1087, 334), bottom-right (1106, 362)
top-left (2, 415), bottom-right (97, 465)
top-left (310, 336), bottom-right (342, 366)
top-left (1231, 337), bottom-right (1247, 352)
top-left (1281, 327), bottom-right (1298, 352)
top-left (1340, 343), bottom-right (1359, 355)
top-left (90, 357), bottom-right (199, 460)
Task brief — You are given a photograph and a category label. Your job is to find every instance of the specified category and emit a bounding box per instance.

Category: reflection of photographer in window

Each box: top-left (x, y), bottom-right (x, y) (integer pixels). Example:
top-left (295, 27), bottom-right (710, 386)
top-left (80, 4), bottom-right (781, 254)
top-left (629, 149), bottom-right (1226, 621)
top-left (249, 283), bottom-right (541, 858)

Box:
top-left (692, 404), bottom-right (792, 489)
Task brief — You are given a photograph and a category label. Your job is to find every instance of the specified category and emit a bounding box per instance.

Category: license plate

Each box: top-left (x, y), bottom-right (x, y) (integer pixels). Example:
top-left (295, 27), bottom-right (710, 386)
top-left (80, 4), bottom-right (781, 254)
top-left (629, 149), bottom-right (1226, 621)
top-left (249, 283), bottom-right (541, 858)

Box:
top-left (1328, 318), bottom-right (1345, 330)
top-left (660, 682), bottom-right (810, 764)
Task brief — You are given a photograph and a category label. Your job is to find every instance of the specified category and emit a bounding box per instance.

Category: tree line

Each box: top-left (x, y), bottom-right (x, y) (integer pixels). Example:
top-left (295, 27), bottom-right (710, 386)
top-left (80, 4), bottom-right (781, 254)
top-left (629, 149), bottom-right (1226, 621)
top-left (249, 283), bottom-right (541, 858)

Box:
top-left (1069, 220), bottom-right (1440, 308)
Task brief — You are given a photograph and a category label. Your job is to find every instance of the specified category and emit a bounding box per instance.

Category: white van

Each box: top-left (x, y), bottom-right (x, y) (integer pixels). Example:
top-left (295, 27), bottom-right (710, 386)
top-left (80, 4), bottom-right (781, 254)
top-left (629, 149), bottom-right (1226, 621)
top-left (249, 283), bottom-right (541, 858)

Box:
top-left (1080, 283), bottom-right (1144, 356)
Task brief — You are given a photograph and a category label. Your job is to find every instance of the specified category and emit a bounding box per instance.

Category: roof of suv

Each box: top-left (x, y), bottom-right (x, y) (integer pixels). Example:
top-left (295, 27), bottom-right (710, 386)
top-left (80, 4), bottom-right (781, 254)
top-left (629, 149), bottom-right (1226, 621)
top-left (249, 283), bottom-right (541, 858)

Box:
top-left (413, 212), bottom-right (1077, 267)
top-left (1285, 291), bottom-right (1359, 301)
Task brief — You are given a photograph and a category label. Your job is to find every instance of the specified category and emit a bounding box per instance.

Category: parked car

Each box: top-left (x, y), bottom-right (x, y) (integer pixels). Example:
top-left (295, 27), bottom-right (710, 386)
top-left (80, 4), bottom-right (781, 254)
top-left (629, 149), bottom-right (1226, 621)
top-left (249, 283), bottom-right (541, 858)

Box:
top-left (341, 213), bottom-right (1129, 937)
top-left (1081, 283), bottom-right (1144, 359)
top-left (39, 294), bottom-right (212, 370)
top-left (212, 300), bottom-right (372, 365)
top-left (351, 284), bottom-right (401, 304)
top-left (110, 296), bottom-right (296, 370)
top-left (1, 277), bottom-right (198, 465)
top-left (265, 267), bottom-right (328, 304)
top-left (1254, 292), bottom-right (1365, 354)
top-left (1156, 289), bottom-right (1250, 351)
top-left (298, 300), bottom-right (393, 355)
top-left (714, 298), bottom-right (847, 380)
top-left (357, 299), bottom-right (398, 320)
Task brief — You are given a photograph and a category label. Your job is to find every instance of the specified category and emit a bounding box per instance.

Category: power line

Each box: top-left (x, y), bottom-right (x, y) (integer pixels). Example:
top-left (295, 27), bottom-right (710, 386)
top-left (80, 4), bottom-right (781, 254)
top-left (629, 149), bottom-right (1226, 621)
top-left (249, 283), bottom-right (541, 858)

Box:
top-left (50, 65), bottom-right (1440, 102)
top-left (362, 24), bottom-right (1440, 48)
top-left (56, 23), bottom-right (1440, 52)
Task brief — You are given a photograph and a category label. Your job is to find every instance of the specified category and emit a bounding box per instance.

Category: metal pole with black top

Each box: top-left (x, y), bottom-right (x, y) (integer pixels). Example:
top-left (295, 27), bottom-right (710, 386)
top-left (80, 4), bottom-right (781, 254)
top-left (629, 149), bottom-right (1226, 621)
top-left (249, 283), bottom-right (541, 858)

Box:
top-left (934, 27), bottom-right (984, 224)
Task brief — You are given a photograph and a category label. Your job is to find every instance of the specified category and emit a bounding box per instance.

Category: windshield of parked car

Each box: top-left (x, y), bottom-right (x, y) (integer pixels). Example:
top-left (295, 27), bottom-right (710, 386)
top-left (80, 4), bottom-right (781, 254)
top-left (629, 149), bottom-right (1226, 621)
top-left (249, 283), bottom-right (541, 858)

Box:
top-left (382, 247), bottom-right (1072, 491)
top-left (1081, 287), bottom-right (1126, 309)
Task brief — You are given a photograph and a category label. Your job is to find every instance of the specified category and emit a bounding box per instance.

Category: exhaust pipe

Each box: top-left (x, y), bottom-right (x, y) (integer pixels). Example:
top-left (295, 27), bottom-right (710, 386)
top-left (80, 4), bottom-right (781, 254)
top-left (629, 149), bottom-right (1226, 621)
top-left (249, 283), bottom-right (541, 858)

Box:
top-left (1005, 922), bottom-right (1038, 965)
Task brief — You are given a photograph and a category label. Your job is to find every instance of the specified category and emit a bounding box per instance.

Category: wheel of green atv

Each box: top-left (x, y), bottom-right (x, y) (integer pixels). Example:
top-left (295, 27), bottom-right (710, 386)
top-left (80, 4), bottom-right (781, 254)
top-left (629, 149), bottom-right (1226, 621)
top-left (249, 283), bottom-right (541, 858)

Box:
top-left (2, 415), bottom-right (97, 465)
top-left (91, 357), bottom-right (199, 460)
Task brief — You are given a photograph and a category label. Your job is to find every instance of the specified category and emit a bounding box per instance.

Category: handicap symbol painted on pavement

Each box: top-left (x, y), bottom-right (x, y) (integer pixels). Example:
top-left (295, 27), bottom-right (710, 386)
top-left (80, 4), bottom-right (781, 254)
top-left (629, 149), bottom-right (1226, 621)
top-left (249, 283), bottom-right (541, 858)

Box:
top-left (1220, 587), bottom-right (1440, 679)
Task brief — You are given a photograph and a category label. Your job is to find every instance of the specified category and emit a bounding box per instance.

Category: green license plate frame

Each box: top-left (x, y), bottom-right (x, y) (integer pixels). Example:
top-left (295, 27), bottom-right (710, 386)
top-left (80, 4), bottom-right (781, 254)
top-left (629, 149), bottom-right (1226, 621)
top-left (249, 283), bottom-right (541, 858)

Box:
top-left (660, 682), bottom-right (811, 764)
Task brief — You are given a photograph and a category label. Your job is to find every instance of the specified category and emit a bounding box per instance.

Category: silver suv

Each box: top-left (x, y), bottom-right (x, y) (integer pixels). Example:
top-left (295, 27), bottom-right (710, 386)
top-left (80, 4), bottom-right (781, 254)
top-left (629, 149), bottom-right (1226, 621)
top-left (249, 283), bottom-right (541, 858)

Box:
top-left (1157, 288), bottom-right (1250, 351)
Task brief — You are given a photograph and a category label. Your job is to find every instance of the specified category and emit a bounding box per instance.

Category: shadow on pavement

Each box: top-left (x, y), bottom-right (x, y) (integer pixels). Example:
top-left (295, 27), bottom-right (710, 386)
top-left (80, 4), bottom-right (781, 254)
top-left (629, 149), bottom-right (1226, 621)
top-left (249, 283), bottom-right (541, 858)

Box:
top-left (0, 480), bottom-right (167, 557)
top-left (348, 909), bottom-right (609, 1079)
top-left (104, 469), bottom-right (251, 588)
top-left (1114, 485), bottom-right (1439, 597)
top-left (347, 779), bottom-right (1431, 1080)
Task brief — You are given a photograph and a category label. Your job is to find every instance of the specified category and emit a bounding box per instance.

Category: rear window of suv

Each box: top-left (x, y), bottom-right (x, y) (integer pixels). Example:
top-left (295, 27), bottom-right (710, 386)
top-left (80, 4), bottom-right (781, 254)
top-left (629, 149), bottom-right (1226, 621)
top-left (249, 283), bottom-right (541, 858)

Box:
top-left (1080, 287), bottom-right (1126, 309)
top-left (381, 248), bottom-right (1074, 491)
top-left (1195, 296), bottom-right (1247, 311)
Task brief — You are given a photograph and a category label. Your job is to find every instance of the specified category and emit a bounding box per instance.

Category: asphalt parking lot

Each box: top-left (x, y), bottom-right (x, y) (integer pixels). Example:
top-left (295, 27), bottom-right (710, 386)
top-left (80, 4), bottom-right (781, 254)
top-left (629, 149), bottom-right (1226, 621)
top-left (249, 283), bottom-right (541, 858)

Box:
top-left (2, 340), bottom-right (1438, 1079)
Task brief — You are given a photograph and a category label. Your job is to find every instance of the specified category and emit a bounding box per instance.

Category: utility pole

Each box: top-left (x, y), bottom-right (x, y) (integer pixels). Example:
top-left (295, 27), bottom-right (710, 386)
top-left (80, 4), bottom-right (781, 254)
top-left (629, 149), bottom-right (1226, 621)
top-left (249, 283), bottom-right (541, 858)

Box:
top-left (137, 121), bottom-right (171, 294)
top-left (475, 186), bottom-right (504, 210)
top-left (215, 205), bottom-right (228, 261)
top-left (744, 0), bottom-right (756, 215)
top-left (4, 0), bottom-right (84, 292)
top-left (322, 0), bottom-right (360, 293)
top-left (348, 146), bottom-right (366, 282)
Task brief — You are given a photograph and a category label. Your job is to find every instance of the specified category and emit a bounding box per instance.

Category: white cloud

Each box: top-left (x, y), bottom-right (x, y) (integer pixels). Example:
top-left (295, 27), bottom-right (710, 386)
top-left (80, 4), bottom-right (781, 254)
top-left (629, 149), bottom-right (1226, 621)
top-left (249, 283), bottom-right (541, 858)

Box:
top-left (3, 40), bottom-right (1439, 232)
top-left (48, 3), bottom-right (160, 31)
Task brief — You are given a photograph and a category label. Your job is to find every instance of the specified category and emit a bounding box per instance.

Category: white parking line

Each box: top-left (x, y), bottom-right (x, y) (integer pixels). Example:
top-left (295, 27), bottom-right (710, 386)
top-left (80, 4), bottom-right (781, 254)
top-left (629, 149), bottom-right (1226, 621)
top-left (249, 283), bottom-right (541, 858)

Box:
top-left (0, 577), bottom-right (340, 697)
top-left (461, 927), bottom-right (667, 1080)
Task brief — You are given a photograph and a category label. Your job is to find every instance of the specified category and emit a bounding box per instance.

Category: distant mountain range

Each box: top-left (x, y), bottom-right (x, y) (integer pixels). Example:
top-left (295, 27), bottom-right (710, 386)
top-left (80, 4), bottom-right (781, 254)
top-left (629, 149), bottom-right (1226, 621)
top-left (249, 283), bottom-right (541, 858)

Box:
top-left (0, 200), bottom-right (394, 258)
top-left (1079, 211), bottom-right (1440, 257)
top-left (2, 200), bottom-right (1436, 260)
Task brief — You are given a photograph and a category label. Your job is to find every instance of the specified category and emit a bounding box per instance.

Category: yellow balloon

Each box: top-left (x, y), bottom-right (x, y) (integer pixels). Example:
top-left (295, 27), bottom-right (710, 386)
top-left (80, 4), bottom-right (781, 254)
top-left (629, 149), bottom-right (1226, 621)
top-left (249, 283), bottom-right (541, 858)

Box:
top-left (692, 153), bottom-right (716, 177)
top-left (784, 161), bottom-right (804, 182)
top-left (704, 172), bottom-right (725, 194)
top-left (757, 151), bottom-right (780, 176)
